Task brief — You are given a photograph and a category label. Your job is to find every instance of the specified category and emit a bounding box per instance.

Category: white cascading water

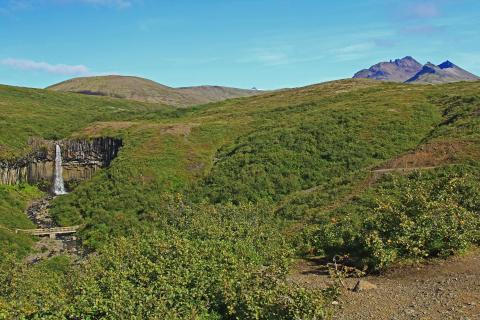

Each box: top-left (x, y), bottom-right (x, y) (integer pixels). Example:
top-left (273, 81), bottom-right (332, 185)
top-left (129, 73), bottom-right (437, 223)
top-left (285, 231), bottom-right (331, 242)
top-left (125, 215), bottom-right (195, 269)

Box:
top-left (53, 144), bottom-right (67, 195)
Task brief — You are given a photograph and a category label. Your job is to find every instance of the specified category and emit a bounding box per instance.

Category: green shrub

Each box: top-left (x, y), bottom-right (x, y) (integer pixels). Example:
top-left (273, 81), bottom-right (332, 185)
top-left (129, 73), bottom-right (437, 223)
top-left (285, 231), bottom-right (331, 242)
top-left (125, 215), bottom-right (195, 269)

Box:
top-left (360, 170), bottom-right (480, 269)
top-left (310, 168), bottom-right (480, 271)
top-left (0, 198), bottom-right (332, 319)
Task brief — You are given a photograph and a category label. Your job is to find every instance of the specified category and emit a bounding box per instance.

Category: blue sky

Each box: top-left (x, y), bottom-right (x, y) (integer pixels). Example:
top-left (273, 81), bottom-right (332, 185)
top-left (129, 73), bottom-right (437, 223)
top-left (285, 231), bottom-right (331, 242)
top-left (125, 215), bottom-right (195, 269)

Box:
top-left (0, 0), bottom-right (479, 89)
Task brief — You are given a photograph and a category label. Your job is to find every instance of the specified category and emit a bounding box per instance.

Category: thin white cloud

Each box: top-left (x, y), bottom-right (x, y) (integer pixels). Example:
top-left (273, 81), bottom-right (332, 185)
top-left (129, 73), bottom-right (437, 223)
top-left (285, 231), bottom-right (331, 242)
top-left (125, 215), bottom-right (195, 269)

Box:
top-left (332, 42), bottom-right (376, 61)
top-left (1, 58), bottom-right (91, 75)
top-left (1, 0), bottom-right (134, 12)
top-left (403, 2), bottom-right (441, 19)
top-left (240, 47), bottom-right (325, 67)
top-left (252, 51), bottom-right (290, 66)
top-left (400, 24), bottom-right (445, 35)
top-left (239, 48), bottom-right (291, 66)
top-left (69, 0), bottom-right (132, 8)
top-left (336, 42), bottom-right (375, 54)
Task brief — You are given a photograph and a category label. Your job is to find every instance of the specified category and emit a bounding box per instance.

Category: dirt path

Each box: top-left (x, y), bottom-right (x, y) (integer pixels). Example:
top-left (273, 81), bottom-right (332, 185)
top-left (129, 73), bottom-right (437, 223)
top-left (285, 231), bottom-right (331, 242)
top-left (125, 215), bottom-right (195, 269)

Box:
top-left (289, 248), bottom-right (480, 320)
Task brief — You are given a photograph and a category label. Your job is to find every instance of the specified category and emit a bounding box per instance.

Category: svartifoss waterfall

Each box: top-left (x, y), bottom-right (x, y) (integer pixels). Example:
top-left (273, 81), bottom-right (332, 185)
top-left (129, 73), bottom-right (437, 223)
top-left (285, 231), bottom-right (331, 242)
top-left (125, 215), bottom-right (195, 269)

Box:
top-left (53, 144), bottom-right (67, 195)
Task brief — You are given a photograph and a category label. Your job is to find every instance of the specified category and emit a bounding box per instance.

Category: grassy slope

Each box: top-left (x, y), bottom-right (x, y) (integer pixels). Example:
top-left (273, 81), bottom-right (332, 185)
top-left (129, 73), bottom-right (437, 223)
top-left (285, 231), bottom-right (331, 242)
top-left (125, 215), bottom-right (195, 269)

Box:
top-left (47, 75), bottom-right (262, 107)
top-left (0, 84), bottom-right (175, 159)
top-left (1, 79), bottom-right (480, 317)
top-left (1, 79), bottom-right (479, 252)
top-left (0, 184), bottom-right (41, 257)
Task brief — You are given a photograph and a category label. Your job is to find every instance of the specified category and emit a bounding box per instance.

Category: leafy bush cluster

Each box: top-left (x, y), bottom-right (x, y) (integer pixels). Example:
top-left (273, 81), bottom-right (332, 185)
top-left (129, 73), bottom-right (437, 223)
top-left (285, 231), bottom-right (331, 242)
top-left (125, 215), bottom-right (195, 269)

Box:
top-left (0, 184), bottom-right (40, 257)
top-left (0, 198), bottom-right (332, 319)
top-left (197, 97), bottom-right (437, 205)
top-left (309, 166), bottom-right (480, 270)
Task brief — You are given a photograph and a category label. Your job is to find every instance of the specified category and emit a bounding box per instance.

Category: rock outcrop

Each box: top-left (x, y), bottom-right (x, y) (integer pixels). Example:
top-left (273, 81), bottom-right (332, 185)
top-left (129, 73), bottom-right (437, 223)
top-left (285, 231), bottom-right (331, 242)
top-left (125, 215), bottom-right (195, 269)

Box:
top-left (354, 57), bottom-right (479, 84)
top-left (353, 56), bottom-right (423, 82)
top-left (405, 60), bottom-right (480, 84)
top-left (0, 137), bottom-right (122, 188)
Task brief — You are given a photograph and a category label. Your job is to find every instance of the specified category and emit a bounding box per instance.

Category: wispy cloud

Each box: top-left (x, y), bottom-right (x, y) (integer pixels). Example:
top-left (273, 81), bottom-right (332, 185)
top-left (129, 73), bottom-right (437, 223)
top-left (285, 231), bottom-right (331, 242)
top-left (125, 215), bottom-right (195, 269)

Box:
top-left (400, 24), bottom-right (445, 35)
top-left (1, 0), bottom-right (134, 13)
top-left (403, 2), bottom-right (441, 19)
top-left (240, 46), bottom-right (326, 67)
top-left (65, 0), bottom-right (132, 8)
top-left (332, 42), bottom-right (376, 61)
top-left (1, 58), bottom-right (91, 75)
top-left (248, 50), bottom-right (291, 66)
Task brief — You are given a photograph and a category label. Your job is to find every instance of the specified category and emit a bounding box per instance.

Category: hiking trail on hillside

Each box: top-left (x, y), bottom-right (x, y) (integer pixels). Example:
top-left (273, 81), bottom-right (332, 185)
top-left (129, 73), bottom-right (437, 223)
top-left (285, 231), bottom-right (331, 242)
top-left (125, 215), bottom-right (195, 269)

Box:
top-left (289, 248), bottom-right (480, 319)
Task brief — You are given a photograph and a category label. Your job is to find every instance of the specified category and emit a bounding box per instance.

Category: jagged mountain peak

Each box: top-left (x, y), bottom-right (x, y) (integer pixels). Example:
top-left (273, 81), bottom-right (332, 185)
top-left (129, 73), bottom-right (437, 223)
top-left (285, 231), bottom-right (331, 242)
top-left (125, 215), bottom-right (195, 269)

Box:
top-left (438, 60), bottom-right (456, 69)
top-left (406, 61), bottom-right (479, 84)
top-left (353, 56), bottom-right (423, 82)
top-left (354, 57), bottom-right (479, 84)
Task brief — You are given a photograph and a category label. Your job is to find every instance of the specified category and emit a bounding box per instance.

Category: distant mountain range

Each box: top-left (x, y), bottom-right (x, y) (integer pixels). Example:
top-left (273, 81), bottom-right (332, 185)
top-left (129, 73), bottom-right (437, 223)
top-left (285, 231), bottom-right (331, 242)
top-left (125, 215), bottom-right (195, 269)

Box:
top-left (353, 57), bottom-right (479, 84)
top-left (47, 75), bottom-right (264, 107)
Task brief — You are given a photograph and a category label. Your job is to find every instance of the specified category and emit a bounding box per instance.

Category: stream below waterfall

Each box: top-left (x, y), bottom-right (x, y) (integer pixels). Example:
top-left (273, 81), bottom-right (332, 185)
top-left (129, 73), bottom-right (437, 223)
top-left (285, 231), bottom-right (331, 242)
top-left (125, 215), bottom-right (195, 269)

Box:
top-left (25, 196), bottom-right (84, 264)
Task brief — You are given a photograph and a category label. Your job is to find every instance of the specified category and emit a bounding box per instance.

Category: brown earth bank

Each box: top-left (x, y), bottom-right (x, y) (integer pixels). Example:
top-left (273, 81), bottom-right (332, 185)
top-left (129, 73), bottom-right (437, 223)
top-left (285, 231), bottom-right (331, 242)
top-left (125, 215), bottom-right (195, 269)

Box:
top-left (375, 141), bottom-right (479, 170)
top-left (289, 248), bottom-right (480, 320)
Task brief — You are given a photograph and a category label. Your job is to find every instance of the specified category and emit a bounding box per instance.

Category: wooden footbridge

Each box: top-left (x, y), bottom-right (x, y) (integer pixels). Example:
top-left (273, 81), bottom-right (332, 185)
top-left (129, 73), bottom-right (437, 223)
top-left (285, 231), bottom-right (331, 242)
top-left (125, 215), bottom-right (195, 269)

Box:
top-left (14, 225), bottom-right (81, 239)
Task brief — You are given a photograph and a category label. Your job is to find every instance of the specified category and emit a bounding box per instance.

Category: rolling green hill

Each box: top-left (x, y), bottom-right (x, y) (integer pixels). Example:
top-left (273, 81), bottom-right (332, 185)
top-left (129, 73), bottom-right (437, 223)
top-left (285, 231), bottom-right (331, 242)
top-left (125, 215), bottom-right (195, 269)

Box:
top-left (47, 75), bottom-right (264, 107)
top-left (0, 79), bottom-right (479, 318)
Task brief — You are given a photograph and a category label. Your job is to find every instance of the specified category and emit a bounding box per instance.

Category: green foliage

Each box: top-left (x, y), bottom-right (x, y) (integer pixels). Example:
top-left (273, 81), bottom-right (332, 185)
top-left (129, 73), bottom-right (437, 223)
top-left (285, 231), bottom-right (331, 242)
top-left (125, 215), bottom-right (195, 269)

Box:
top-left (0, 199), bottom-right (332, 319)
top-left (309, 166), bottom-right (480, 271)
top-left (0, 184), bottom-right (41, 257)
top-left (0, 84), bottom-right (179, 159)
top-left (0, 254), bottom-right (71, 318)
top-left (197, 88), bottom-right (439, 205)
top-left (428, 94), bottom-right (480, 142)
top-left (360, 168), bottom-right (480, 269)
top-left (2, 80), bottom-right (480, 317)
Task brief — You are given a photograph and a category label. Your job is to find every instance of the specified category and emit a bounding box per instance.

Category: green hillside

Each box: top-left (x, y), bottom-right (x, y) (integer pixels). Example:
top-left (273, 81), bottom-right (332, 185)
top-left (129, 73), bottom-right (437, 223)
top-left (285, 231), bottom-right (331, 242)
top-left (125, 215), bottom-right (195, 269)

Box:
top-left (0, 84), bottom-right (178, 159)
top-left (0, 79), bottom-right (479, 318)
top-left (47, 75), bottom-right (263, 107)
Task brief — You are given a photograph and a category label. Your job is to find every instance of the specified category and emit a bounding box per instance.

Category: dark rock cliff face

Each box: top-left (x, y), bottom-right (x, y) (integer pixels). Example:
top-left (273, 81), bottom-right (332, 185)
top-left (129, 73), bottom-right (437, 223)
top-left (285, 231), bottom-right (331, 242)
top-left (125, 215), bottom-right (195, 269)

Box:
top-left (353, 56), bottom-right (423, 82)
top-left (0, 137), bottom-right (122, 188)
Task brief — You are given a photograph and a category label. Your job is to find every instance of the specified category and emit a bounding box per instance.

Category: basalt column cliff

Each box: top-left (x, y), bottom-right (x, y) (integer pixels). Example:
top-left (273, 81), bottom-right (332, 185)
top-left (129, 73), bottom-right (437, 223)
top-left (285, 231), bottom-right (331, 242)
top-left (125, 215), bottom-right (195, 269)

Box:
top-left (0, 137), bottom-right (122, 188)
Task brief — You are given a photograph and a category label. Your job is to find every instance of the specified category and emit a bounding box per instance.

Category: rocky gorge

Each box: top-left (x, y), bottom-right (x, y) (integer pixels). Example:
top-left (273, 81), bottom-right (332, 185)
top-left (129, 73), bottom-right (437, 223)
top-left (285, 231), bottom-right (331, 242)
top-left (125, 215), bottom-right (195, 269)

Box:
top-left (0, 137), bottom-right (122, 190)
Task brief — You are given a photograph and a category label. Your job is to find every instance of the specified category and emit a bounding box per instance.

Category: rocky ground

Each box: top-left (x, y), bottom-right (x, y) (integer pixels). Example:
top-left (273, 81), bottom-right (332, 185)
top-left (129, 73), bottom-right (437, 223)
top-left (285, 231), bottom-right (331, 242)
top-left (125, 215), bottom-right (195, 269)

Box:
top-left (26, 196), bottom-right (56, 228)
top-left (25, 196), bottom-right (83, 263)
top-left (289, 249), bottom-right (480, 320)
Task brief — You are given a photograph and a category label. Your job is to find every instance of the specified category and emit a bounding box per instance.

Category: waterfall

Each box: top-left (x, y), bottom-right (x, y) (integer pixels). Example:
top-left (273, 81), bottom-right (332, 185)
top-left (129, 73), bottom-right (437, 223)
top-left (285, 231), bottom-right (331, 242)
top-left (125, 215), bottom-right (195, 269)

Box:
top-left (53, 144), bottom-right (67, 195)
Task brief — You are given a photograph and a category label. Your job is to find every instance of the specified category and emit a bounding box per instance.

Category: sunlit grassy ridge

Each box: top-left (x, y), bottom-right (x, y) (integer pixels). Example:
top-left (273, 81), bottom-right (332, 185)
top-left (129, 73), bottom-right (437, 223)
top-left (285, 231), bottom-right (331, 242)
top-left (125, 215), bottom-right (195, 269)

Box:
top-left (0, 84), bottom-right (176, 159)
top-left (0, 79), bottom-right (479, 318)
top-left (47, 75), bottom-right (262, 107)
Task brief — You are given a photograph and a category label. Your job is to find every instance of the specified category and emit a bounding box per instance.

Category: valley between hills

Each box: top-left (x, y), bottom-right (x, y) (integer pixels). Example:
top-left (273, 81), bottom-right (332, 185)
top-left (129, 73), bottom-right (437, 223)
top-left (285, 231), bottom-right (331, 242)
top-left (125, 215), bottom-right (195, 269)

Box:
top-left (0, 75), bottom-right (480, 319)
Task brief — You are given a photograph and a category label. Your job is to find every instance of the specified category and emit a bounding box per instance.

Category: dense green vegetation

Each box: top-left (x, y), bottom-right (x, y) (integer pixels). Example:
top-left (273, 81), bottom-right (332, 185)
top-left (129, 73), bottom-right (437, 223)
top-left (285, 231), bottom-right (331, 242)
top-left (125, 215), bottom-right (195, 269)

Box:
top-left (1, 201), bottom-right (332, 319)
top-left (0, 79), bottom-right (479, 318)
top-left (308, 165), bottom-right (480, 270)
top-left (0, 184), bottom-right (41, 257)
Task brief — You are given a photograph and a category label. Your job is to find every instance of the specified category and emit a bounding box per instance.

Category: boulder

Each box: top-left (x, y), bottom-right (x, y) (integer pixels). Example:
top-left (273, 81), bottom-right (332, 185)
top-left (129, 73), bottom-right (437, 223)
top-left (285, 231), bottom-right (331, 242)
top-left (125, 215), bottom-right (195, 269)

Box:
top-left (353, 280), bottom-right (377, 292)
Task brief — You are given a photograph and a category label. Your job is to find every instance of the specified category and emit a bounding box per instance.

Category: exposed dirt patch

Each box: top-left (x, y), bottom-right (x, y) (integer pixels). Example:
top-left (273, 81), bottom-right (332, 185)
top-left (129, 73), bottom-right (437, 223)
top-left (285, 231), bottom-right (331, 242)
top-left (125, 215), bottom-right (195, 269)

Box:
top-left (80, 121), bottom-right (138, 136)
top-left (377, 141), bottom-right (475, 170)
top-left (289, 248), bottom-right (480, 319)
top-left (161, 123), bottom-right (199, 136)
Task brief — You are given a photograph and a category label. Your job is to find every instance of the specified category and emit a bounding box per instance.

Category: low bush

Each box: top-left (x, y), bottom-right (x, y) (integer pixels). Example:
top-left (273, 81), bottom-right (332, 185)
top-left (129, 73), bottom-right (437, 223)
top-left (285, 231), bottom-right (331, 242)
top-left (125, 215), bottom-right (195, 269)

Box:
top-left (0, 198), bottom-right (333, 319)
top-left (310, 167), bottom-right (480, 271)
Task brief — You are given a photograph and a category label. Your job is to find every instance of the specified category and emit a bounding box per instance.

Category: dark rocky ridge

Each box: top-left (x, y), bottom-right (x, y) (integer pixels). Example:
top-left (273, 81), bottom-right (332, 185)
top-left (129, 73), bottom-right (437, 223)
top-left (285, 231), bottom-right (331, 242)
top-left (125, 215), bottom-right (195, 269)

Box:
top-left (405, 60), bottom-right (480, 84)
top-left (354, 57), bottom-right (479, 84)
top-left (353, 56), bottom-right (423, 82)
top-left (0, 137), bottom-right (122, 188)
